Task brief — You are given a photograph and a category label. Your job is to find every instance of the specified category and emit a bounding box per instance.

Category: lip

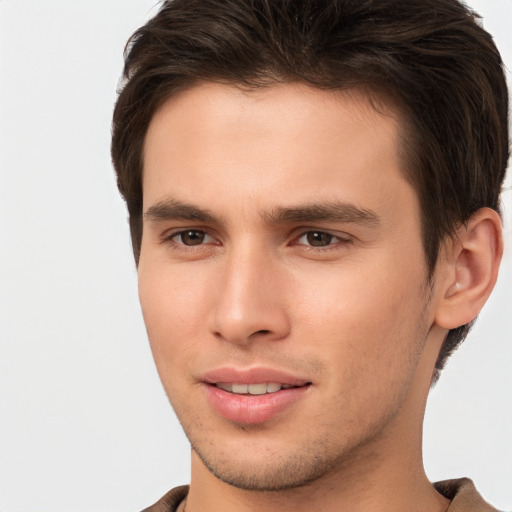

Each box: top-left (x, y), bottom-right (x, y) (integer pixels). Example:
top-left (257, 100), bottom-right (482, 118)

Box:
top-left (202, 367), bottom-right (310, 386)
top-left (201, 367), bottom-right (311, 424)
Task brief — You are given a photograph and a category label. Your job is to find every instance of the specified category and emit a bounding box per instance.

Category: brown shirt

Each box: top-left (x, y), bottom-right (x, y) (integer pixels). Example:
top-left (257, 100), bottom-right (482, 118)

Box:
top-left (142, 478), bottom-right (500, 512)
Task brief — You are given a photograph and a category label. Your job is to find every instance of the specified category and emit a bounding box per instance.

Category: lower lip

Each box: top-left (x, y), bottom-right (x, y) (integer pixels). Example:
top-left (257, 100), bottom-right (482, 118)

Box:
top-left (204, 384), bottom-right (310, 424)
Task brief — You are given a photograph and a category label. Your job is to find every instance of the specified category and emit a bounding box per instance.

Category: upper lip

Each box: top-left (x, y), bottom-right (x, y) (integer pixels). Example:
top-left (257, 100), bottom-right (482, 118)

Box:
top-left (201, 367), bottom-right (311, 386)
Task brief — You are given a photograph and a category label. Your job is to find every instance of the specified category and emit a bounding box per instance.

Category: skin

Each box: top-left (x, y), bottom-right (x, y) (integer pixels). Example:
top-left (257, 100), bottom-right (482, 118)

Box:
top-left (138, 83), bottom-right (501, 512)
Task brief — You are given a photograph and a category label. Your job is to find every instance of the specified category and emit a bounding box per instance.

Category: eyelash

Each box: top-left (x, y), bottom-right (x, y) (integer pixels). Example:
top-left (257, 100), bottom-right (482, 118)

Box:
top-left (164, 229), bottom-right (217, 253)
top-left (293, 231), bottom-right (352, 251)
top-left (164, 229), bottom-right (352, 252)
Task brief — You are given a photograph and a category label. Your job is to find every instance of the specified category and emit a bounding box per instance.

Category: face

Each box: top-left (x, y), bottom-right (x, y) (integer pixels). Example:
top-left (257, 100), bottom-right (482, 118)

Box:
top-left (139, 83), bottom-right (442, 490)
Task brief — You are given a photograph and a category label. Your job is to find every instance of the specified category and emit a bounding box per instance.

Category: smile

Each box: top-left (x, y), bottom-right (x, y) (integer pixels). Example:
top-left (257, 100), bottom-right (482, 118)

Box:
top-left (214, 382), bottom-right (297, 395)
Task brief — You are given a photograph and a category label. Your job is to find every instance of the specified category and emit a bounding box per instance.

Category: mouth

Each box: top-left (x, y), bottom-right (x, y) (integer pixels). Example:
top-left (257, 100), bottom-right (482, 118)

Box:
top-left (202, 369), bottom-right (312, 424)
top-left (213, 382), bottom-right (304, 395)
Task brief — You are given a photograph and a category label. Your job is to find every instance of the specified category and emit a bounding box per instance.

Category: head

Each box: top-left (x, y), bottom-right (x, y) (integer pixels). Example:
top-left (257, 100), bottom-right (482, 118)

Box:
top-left (112, 0), bottom-right (508, 380)
top-left (112, 0), bottom-right (509, 494)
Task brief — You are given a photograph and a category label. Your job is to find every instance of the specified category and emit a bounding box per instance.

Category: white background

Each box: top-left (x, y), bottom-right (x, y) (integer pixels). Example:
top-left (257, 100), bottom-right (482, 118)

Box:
top-left (0, 1), bottom-right (510, 511)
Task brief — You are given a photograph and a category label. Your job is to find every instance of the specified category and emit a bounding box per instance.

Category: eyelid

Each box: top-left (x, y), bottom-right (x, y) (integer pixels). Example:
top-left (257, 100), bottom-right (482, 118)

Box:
top-left (170, 229), bottom-right (215, 245)
top-left (160, 227), bottom-right (221, 249)
top-left (292, 229), bottom-right (353, 249)
top-left (159, 226), bottom-right (352, 251)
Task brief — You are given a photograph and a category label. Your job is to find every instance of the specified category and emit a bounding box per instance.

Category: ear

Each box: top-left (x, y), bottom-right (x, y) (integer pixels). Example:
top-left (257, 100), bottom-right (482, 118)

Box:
top-left (434, 207), bottom-right (503, 330)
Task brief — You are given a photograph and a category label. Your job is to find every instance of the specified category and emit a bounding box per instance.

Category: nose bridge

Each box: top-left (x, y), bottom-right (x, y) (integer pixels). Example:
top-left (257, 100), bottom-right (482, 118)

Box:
top-left (211, 237), bottom-right (289, 344)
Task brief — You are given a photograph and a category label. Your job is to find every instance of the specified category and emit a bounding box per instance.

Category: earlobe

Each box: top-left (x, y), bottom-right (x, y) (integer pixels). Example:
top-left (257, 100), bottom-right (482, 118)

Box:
top-left (435, 207), bottom-right (503, 330)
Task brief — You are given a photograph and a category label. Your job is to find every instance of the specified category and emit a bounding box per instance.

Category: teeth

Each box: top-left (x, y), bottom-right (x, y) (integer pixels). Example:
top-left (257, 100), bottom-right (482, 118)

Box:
top-left (231, 383), bottom-right (248, 394)
top-left (215, 382), bottom-right (290, 395)
top-left (266, 383), bottom-right (281, 393)
top-left (248, 383), bottom-right (267, 395)
top-left (216, 382), bottom-right (232, 392)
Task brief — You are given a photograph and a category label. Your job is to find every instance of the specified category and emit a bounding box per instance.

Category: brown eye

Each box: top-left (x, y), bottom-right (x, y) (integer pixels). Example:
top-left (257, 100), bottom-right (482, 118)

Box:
top-left (305, 231), bottom-right (334, 246)
top-left (174, 230), bottom-right (208, 246)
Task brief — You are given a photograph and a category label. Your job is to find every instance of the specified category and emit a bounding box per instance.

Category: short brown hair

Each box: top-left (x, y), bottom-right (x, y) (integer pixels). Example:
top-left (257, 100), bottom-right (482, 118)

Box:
top-left (111, 0), bottom-right (509, 377)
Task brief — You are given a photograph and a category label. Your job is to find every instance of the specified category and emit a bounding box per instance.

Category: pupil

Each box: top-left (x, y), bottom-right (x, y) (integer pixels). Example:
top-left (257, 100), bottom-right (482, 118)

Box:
top-left (307, 232), bottom-right (332, 246)
top-left (182, 231), bottom-right (204, 245)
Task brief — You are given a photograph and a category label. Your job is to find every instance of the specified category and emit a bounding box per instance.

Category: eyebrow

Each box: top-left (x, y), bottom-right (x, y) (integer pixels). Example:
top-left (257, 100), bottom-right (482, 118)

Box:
top-left (263, 202), bottom-right (380, 227)
top-left (144, 198), bottom-right (380, 228)
top-left (144, 199), bottom-right (219, 223)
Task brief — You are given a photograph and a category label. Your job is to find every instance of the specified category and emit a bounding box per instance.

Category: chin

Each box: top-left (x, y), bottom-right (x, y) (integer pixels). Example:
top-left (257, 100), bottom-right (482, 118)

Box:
top-left (193, 446), bottom-right (333, 491)
top-left (188, 428), bottom-right (361, 492)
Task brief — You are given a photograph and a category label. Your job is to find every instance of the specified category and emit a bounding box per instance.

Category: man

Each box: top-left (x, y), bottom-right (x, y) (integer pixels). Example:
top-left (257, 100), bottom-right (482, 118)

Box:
top-left (111, 0), bottom-right (509, 511)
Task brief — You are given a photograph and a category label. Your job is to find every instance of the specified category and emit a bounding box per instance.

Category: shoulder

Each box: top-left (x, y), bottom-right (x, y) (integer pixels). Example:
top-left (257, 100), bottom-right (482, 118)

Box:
top-left (139, 480), bottom-right (502, 512)
top-left (435, 478), bottom-right (502, 512)
top-left (140, 485), bottom-right (189, 512)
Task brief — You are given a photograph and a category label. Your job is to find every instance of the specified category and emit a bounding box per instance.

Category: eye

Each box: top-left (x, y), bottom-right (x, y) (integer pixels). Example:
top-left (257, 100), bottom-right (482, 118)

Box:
top-left (170, 230), bottom-right (214, 246)
top-left (296, 231), bottom-right (342, 247)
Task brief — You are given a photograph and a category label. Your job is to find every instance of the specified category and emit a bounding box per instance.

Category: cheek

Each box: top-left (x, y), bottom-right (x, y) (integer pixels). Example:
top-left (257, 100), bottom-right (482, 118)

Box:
top-left (138, 262), bottom-right (212, 371)
top-left (296, 257), bottom-right (424, 327)
top-left (294, 271), bottom-right (428, 429)
top-left (293, 257), bottom-right (429, 375)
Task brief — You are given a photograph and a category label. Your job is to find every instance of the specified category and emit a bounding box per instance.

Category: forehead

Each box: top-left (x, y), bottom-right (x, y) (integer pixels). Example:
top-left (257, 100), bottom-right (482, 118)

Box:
top-left (142, 82), bottom-right (414, 225)
top-left (146, 82), bottom-right (401, 154)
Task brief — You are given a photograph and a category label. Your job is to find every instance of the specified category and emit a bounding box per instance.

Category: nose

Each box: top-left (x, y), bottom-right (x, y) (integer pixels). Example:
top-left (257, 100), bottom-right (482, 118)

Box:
top-left (209, 246), bottom-right (291, 346)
